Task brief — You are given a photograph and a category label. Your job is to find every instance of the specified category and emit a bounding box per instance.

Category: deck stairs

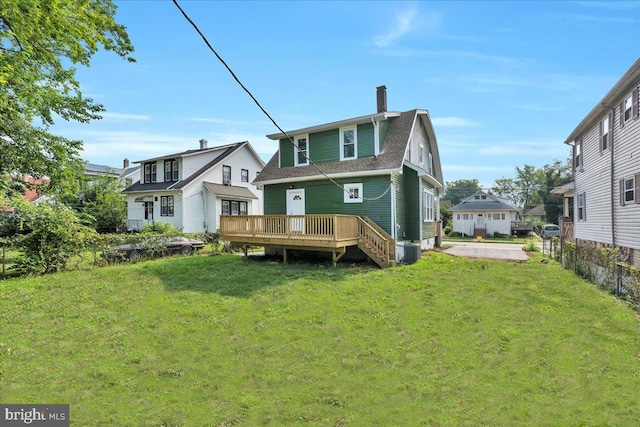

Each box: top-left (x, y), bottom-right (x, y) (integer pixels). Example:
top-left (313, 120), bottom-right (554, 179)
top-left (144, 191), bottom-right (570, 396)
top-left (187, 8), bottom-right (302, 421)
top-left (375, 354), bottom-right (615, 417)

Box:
top-left (357, 217), bottom-right (396, 268)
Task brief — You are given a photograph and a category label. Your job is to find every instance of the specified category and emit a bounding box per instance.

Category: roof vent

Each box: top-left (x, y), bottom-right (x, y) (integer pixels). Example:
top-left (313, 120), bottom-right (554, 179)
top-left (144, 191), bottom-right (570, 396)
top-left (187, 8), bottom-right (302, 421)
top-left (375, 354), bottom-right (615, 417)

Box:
top-left (199, 139), bottom-right (208, 150)
top-left (376, 85), bottom-right (387, 113)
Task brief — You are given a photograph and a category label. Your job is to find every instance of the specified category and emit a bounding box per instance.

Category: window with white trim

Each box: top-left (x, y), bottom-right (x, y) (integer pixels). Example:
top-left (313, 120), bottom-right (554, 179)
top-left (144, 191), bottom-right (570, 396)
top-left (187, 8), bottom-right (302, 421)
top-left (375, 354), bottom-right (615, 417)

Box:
top-left (294, 135), bottom-right (309, 166)
top-left (343, 183), bottom-right (363, 203)
top-left (575, 140), bottom-right (582, 170)
top-left (144, 163), bottom-right (157, 183)
top-left (340, 127), bottom-right (357, 160)
top-left (624, 177), bottom-right (635, 203)
top-left (423, 189), bottom-right (433, 222)
top-left (223, 165), bottom-right (231, 182)
top-left (623, 94), bottom-right (633, 123)
top-left (577, 192), bottom-right (586, 221)
top-left (419, 144), bottom-right (424, 164)
top-left (428, 152), bottom-right (433, 175)
top-left (164, 159), bottom-right (178, 182)
top-left (161, 196), bottom-right (174, 216)
top-left (222, 200), bottom-right (248, 216)
top-left (601, 115), bottom-right (611, 151)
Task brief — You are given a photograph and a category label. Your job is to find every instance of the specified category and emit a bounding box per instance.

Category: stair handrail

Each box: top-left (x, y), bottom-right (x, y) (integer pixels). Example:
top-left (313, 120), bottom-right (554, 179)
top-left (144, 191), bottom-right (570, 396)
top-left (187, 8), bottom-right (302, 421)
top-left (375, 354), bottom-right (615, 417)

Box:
top-left (357, 217), bottom-right (396, 266)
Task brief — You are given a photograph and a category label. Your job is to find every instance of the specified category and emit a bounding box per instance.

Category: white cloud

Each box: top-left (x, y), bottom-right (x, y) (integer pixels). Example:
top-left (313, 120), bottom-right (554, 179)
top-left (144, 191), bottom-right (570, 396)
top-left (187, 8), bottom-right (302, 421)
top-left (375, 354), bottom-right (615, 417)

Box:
top-left (431, 117), bottom-right (479, 128)
top-left (517, 103), bottom-right (563, 112)
top-left (78, 130), bottom-right (278, 165)
top-left (99, 112), bottom-right (151, 121)
top-left (572, 14), bottom-right (637, 24)
top-left (373, 5), bottom-right (420, 47)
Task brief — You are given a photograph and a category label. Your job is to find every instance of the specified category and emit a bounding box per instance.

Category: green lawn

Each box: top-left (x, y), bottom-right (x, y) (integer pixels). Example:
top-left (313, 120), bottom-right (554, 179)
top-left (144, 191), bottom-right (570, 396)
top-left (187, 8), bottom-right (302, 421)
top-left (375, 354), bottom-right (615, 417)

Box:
top-left (1, 253), bottom-right (639, 426)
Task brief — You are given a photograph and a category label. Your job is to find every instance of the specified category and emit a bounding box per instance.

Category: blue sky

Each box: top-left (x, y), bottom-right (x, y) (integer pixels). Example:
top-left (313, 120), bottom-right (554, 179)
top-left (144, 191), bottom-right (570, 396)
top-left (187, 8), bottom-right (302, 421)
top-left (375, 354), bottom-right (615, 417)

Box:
top-left (52, 1), bottom-right (640, 188)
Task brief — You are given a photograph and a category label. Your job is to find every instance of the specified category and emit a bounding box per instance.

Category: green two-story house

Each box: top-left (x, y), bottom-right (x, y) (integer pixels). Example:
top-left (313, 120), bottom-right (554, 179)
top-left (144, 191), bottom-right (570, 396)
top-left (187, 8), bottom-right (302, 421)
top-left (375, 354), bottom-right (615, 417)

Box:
top-left (235, 87), bottom-right (443, 265)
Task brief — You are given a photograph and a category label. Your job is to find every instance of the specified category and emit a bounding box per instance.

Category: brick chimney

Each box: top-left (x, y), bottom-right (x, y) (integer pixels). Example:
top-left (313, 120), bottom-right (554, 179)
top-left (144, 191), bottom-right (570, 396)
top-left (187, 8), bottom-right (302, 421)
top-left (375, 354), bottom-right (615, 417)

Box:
top-left (199, 138), bottom-right (208, 150)
top-left (123, 158), bottom-right (130, 169)
top-left (376, 85), bottom-right (387, 113)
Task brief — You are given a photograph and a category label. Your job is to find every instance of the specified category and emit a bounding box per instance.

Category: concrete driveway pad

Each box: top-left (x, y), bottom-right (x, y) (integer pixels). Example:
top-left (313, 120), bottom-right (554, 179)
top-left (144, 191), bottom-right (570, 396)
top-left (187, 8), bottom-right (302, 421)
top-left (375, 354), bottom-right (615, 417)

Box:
top-left (443, 242), bottom-right (529, 261)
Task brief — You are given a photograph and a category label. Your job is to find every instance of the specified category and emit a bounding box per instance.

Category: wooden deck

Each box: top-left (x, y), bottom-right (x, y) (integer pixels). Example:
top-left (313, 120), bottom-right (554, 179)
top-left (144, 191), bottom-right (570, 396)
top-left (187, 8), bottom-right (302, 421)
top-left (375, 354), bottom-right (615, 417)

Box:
top-left (219, 214), bottom-right (396, 268)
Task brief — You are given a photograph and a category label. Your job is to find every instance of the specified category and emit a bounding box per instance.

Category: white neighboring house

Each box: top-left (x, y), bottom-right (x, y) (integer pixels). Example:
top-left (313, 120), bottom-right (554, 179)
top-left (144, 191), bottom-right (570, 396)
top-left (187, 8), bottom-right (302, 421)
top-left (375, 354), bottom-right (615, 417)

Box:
top-left (562, 58), bottom-right (640, 263)
top-left (123, 140), bottom-right (265, 233)
top-left (450, 191), bottom-right (518, 236)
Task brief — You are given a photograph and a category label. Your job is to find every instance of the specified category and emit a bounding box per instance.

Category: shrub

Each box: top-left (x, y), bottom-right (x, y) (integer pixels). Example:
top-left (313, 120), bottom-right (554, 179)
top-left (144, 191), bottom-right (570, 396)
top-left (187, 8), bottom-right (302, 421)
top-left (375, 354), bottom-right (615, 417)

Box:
top-left (141, 222), bottom-right (181, 236)
top-left (522, 239), bottom-right (539, 252)
top-left (8, 198), bottom-right (97, 274)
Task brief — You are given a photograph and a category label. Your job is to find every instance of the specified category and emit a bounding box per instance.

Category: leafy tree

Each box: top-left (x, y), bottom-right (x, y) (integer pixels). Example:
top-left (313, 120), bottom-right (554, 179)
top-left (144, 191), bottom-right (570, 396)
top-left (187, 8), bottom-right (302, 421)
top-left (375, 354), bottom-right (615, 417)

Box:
top-left (515, 165), bottom-right (543, 210)
top-left (0, 0), bottom-right (134, 196)
top-left (491, 177), bottom-right (520, 208)
top-left (536, 159), bottom-right (572, 224)
top-left (443, 179), bottom-right (481, 205)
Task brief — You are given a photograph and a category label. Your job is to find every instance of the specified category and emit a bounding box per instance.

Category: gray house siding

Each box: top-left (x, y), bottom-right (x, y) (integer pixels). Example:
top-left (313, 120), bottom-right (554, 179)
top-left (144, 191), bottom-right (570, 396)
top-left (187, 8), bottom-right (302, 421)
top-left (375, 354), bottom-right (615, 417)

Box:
top-left (614, 84), bottom-right (640, 250)
top-left (574, 119), bottom-right (613, 245)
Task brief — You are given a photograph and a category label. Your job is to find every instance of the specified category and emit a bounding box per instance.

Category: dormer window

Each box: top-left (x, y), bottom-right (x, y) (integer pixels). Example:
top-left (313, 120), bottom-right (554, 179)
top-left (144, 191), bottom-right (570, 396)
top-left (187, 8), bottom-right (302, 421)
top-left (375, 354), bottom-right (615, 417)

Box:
top-left (294, 135), bottom-right (309, 166)
top-left (144, 162), bottom-right (156, 183)
top-left (164, 159), bottom-right (179, 182)
top-left (340, 126), bottom-right (357, 160)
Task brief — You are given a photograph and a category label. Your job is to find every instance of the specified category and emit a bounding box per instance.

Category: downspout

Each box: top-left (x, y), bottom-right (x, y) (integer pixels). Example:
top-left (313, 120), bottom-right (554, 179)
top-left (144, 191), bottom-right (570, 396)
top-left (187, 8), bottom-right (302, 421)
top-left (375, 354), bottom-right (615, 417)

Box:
top-left (602, 105), bottom-right (616, 249)
top-left (371, 117), bottom-right (380, 156)
top-left (390, 174), bottom-right (397, 239)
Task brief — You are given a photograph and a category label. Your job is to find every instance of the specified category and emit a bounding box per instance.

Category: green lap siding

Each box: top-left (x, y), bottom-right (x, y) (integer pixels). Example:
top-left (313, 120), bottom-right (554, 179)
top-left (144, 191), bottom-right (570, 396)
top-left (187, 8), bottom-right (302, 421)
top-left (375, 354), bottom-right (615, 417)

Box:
top-left (279, 139), bottom-right (294, 167)
top-left (278, 122), bottom-right (375, 167)
top-left (404, 166), bottom-right (421, 240)
top-left (394, 173), bottom-right (406, 240)
top-left (263, 175), bottom-right (393, 235)
top-left (356, 122), bottom-right (374, 158)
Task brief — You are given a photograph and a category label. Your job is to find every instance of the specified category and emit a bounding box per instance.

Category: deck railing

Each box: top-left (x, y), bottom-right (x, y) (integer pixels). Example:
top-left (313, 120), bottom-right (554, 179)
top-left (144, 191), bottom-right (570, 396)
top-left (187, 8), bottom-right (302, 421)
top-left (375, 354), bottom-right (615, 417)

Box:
top-left (220, 214), bottom-right (360, 241)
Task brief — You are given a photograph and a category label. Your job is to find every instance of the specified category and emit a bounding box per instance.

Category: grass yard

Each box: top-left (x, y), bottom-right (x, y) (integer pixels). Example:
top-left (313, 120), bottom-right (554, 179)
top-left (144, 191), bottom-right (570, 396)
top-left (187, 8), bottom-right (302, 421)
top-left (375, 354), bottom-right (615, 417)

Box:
top-left (1, 252), bottom-right (639, 426)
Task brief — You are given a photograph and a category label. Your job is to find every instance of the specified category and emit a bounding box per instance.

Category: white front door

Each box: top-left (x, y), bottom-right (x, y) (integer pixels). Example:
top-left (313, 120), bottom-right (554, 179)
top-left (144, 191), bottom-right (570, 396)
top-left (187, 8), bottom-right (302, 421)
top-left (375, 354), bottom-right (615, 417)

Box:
top-left (286, 189), bottom-right (305, 232)
top-left (477, 214), bottom-right (485, 227)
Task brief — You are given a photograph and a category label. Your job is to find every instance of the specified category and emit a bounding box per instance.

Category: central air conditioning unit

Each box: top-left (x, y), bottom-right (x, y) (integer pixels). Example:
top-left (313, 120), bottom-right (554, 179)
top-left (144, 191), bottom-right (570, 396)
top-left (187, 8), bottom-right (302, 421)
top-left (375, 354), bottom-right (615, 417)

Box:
top-left (403, 243), bottom-right (421, 264)
top-left (223, 179), bottom-right (231, 186)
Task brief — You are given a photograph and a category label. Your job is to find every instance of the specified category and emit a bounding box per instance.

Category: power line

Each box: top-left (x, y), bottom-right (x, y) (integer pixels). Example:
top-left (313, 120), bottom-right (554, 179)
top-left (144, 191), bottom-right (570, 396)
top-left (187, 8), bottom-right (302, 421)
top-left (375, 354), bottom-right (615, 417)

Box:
top-left (171, 0), bottom-right (392, 201)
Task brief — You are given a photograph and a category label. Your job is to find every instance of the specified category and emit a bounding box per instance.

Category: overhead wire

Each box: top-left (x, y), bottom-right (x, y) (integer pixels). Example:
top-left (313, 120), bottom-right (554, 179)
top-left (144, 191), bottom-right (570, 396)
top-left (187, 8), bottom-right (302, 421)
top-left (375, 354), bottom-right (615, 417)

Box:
top-left (172, 0), bottom-right (392, 201)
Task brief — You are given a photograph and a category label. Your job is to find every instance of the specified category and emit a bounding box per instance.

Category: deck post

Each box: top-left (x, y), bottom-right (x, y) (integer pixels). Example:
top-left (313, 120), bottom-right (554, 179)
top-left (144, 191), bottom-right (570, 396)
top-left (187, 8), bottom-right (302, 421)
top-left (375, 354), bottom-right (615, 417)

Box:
top-left (283, 247), bottom-right (288, 264)
top-left (243, 244), bottom-right (248, 258)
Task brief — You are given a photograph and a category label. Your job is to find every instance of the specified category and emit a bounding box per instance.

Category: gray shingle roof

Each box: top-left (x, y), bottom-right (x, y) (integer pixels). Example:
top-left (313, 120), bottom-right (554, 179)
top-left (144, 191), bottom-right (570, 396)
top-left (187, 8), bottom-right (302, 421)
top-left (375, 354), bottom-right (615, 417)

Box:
top-left (203, 182), bottom-right (258, 199)
top-left (123, 142), bottom-right (244, 193)
top-left (254, 110), bottom-right (419, 183)
top-left (450, 200), bottom-right (517, 211)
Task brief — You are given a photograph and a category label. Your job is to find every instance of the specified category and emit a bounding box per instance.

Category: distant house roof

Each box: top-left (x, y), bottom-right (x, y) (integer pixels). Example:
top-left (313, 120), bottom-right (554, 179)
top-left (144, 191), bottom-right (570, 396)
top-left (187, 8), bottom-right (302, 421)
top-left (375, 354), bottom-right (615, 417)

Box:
top-left (523, 204), bottom-right (545, 217)
top-left (84, 162), bottom-right (140, 179)
top-left (451, 191), bottom-right (517, 212)
top-left (123, 141), bottom-right (252, 193)
top-left (255, 109), bottom-right (443, 188)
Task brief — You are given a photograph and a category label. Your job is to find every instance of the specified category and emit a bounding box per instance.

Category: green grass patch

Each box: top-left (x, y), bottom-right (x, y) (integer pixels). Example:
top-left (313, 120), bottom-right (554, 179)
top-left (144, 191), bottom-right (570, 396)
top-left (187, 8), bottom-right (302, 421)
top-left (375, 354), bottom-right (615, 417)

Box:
top-left (1, 253), bottom-right (639, 425)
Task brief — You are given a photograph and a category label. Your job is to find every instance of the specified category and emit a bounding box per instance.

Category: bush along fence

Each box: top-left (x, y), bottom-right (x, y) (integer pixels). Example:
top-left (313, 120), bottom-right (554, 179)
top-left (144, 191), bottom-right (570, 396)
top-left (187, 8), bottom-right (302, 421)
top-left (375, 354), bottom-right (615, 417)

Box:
top-left (557, 238), bottom-right (640, 312)
top-left (0, 232), bottom-right (227, 279)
